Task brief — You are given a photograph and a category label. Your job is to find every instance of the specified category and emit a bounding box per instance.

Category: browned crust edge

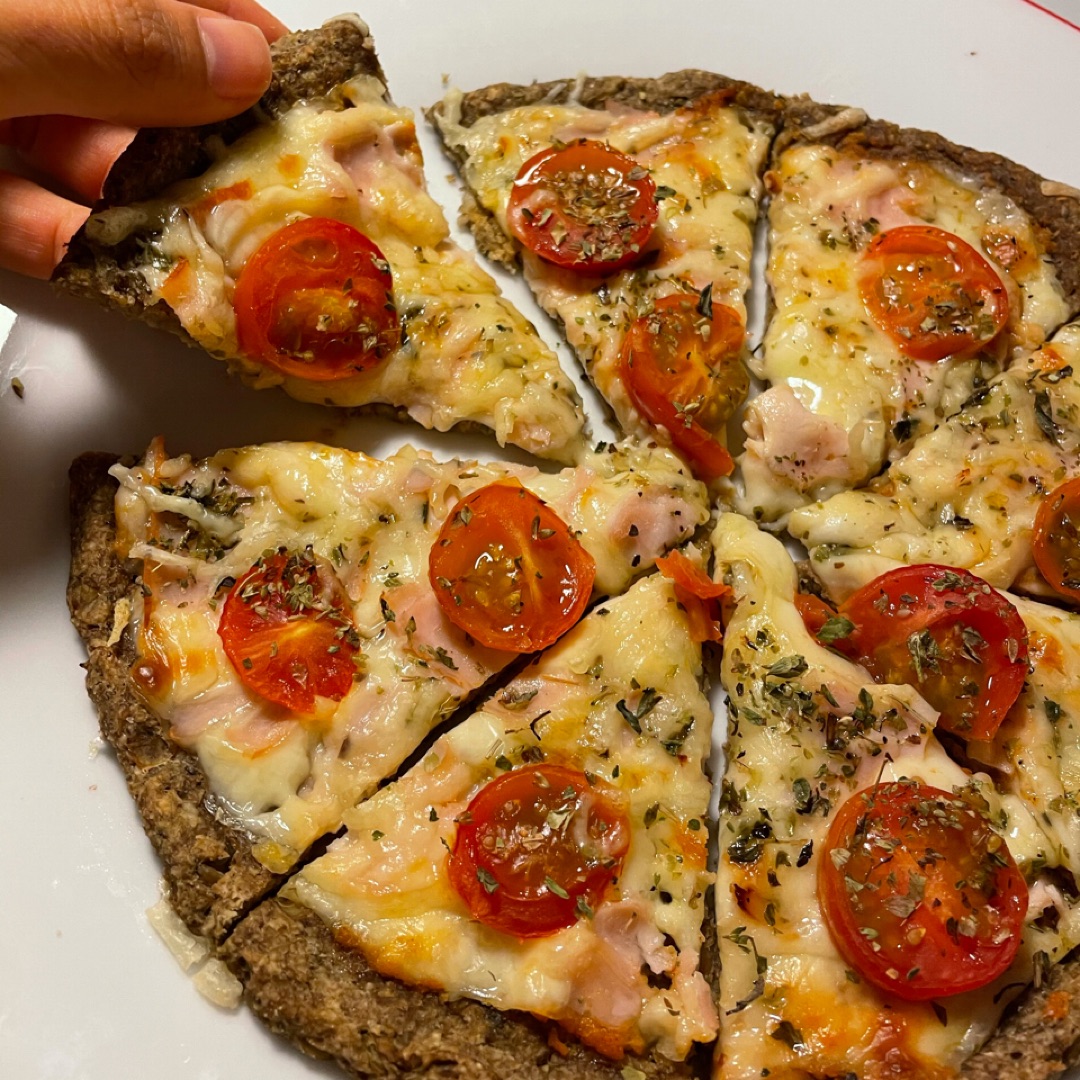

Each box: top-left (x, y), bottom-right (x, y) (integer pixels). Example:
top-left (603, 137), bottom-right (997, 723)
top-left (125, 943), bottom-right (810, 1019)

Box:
top-left (221, 896), bottom-right (699, 1080)
top-left (775, 99), bottom-right (1080, 317)
top-left (427, 70), bottom-right (783, 274)
top-left (961, 958), bottom-right (1080, 1079)
top-left (51, 19), bottom-right (386, 346)
top-left (68, 453), bottom-right (281, 942)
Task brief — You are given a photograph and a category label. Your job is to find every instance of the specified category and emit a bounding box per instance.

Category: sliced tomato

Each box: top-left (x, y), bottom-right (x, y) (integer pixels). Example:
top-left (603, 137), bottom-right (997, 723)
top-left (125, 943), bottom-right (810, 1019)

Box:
top-left (448, 764), bottom-right (630, 938)
top-left (1033, 477), bottom-right (1080, 602)
top-left (428, 481), bottom-right (595, 652)
top-left (794, 592), bottom-right (836, 639)
top-left (809, 564), bottom-right (1028, 741)
top-left (233, 217), bottom-right (399, 381)
top-left (819, 780), bottom-right (1026, 1001)
top-left (621, 292), bottom-right (746, 479)
top-left (217, 548), bottom-right (360, 714)
top-left (657, 548), bottom-right (729, 643)
top-left (506, 140), bottom-right (657, 273)
top-left (857, 225), bottom-right (1008, 362)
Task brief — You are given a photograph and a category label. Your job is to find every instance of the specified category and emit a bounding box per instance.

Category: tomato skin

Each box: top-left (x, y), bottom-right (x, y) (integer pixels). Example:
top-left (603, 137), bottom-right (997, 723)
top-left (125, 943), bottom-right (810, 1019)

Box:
top-left (233, 217), bottom-right (399, 381)
top-left (857, 225), bottom-right (1009, 362)
top-left (820, 564), bottom-right (1028, 741)
top-left (1033, 477), bottom-right (1080, 602)
top-left (620, 293), bottom-right (746, 479)
top-left (217, 548), bottom-right (359, 714)
top-left (448, 764), bottom-right (630, 938)
top-left (794, 592), bottom-right (836, 639)
top-left (428, 481), bottom-right (595, 653)
top-left (657, 549), bottom-right (729, 643)
top-left (506, 140), bottom-right (657, 273)
top-left (818, 781), bottom-right (1026, 1001)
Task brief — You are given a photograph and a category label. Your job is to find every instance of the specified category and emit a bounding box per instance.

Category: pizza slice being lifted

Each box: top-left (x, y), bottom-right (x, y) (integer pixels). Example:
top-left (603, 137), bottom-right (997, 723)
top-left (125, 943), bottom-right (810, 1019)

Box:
top-left (711, 512), bottom-right (1080, 1079)
top-left (53, 19), bottom-right (585, 462)
top-left (68, 437), bottom-right (708, 941)
top-left (739, 102), bottom-right (1080, 524)
top-left (223, 568), bottom-right (719, 1077)
top-left (429, 71), bottom-right (781, 483)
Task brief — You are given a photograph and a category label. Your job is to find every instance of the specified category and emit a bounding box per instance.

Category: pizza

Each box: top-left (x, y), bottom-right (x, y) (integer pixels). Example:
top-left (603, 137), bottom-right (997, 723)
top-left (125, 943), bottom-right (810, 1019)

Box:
top-left (60, 18), bottom-right (1080, 1080)
top-left (53, 20), bottom-right (586, 463)
top-left (279, 570), bottom-right (717, 1070)
top-left (429, 71), bottom-right (781, 483)
top-left (711, 513), bottom-right (1080, 1078)
top-left (738, 101), bottom-right (1080, 524)
top-left (69, 432), bottom-right (708, 938)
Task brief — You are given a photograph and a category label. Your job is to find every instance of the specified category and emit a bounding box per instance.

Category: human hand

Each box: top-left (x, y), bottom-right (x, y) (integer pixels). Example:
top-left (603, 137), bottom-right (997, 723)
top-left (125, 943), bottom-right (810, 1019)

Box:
top-left (0, 0), bottom-right (289, 280)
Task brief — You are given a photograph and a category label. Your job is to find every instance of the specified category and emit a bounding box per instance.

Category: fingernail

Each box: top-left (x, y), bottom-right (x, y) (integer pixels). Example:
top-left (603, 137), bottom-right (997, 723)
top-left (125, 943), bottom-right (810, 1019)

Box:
top-left (198, 17), bottom-right (271, 100)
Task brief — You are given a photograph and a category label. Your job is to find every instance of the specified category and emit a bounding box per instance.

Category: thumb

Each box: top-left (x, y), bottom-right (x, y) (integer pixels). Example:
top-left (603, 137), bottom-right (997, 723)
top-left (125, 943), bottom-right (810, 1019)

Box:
top-left (0, 0), bottom-right (282, 127)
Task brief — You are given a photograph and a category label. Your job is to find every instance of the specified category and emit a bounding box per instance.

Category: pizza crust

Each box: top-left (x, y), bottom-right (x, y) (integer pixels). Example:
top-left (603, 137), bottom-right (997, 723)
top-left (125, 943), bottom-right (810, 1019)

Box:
top-left (962, 958), bottom-right (1080, 1079)
top-left (221, 896), bottom-right (698, 1080)
top-left (68, 453), bottom-right (280, 943)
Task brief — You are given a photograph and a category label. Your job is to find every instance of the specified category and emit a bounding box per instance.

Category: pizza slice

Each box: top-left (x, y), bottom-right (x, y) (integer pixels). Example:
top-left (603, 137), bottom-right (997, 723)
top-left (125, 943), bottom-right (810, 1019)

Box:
top-left (68, 437), bottom-right (708, 940)
top-left (711, 513), bottom-right (1080, 1078)
top-left (222, 568), bottom-right (717, 1076)
top-left (739, 102), bottom-right (1080, 523)
top-left (429, 71), bottom-right (781, 482)
top-left (788, 320), bottom-right (1080, 604)
top-left (53, 19), bottom-right (585, 462)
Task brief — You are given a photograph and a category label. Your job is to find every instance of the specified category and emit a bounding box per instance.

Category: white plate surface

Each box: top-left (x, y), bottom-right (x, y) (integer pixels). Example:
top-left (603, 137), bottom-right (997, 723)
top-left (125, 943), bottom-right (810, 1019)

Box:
top-left (3, 1), bottom-right (1080, 1076)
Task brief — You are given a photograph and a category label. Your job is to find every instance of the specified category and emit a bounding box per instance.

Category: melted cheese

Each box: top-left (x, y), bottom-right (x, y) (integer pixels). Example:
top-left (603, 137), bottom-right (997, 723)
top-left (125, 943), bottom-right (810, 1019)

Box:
top-left (434, 89), bottom-right (773, 455)
top-left (711, 515), bottom-right (1077, 1080)
top-left (738, 144), bottom-right (1071, 523)
top-left (290, 573), bottom-right (716, 1062)
top-left (112, 439), bottom-right (709, 872)
top-left (789, 321), bottom-right (1080, 593)
top-left (85, 75), bottom-right (585, 461)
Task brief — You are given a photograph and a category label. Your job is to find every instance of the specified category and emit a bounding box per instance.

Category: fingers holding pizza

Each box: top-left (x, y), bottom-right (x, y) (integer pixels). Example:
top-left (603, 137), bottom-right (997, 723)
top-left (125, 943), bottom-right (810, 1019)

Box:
top-left (0, 0), bottom-right (286, 278)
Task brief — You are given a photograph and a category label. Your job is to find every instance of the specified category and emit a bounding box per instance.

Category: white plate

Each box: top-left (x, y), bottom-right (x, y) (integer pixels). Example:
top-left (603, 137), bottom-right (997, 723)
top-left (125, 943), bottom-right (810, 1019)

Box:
top-left (3, 1), bottom-right (1080, 1076)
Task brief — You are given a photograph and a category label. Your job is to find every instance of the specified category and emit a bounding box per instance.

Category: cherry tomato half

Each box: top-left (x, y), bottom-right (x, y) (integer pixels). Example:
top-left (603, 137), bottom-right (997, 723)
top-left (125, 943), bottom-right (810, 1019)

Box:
top-left (428, 481), bottom-right (595, 652)
top-left (656, 548), bottom-right (729, 643)
top-left (857, 225), bottom-right (1009, 362)
top-left (819, 780), bottom-right (1026, 1001)
top-left (507, 140), bottom-right (658, 273)
top-left (812, 564), bottom-right (1028, 741)
top-left (217, 548), bottom-right (360, 714)
top-left (448, 764), bottom-right (630, 938)
top-left (233, 217), bottom-right (399, 381)
top-left (1033, 476), bottom-right (1080, 602)
top-left (621, 292), bottom-right (746, 479)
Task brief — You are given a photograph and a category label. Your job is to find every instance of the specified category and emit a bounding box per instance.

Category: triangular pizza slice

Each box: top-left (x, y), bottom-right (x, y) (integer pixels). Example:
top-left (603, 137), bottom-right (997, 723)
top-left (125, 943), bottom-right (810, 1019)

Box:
top-left (739, 102), bottom-right (1080, 524)
top-left (275, 568), bottom-right (717, 1071)
top-left (68, 437), bottom-right (708, 939)
top-left (789, 319), bottom-right (1080, 604)
top-left (711, 513), bottom-right (1080, 1078)
top-left (54, 19), bottom-right (585, 462)
top-left (430, 71), bottom-right (780, 482)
